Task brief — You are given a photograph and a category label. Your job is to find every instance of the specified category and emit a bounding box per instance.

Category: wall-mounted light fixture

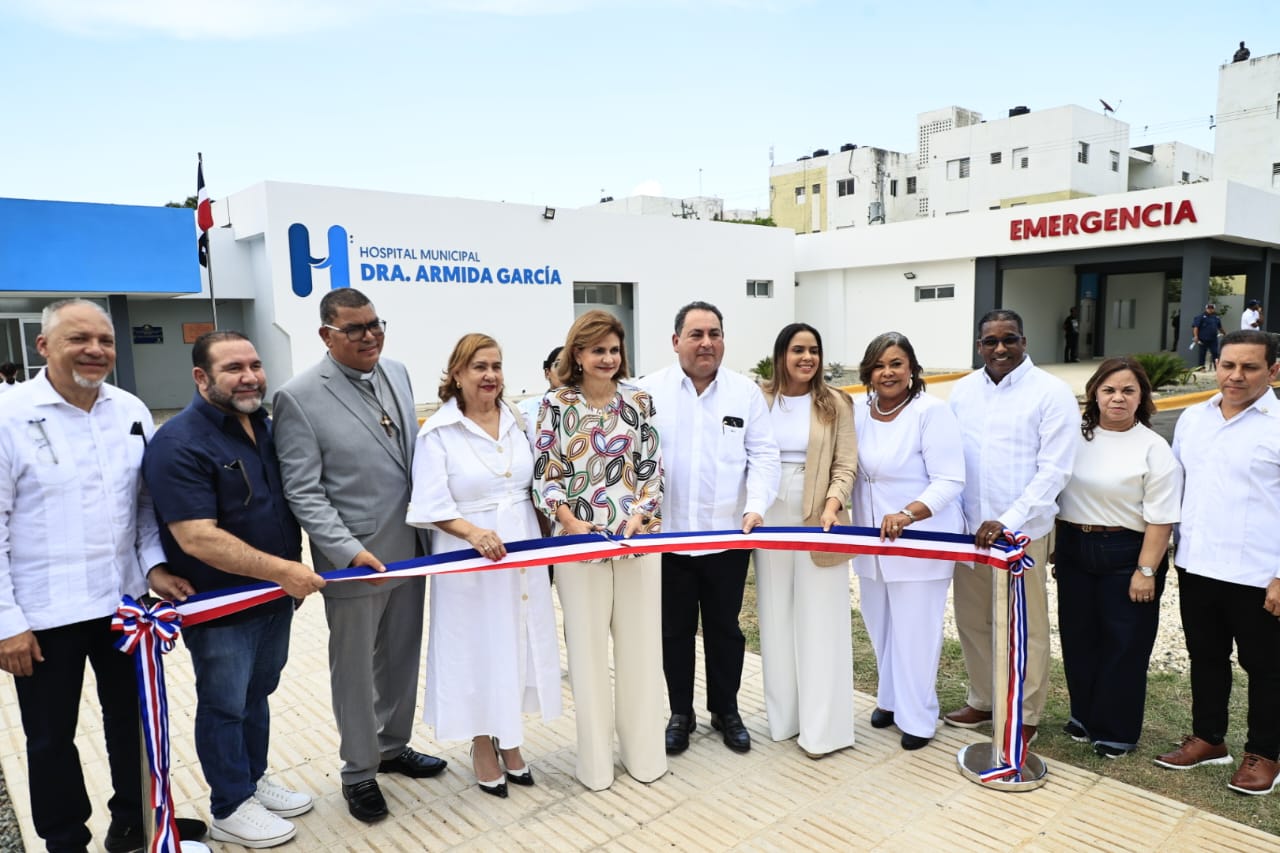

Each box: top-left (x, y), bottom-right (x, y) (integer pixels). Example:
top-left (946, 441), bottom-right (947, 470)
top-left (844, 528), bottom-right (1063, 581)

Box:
top-left (542, 207), bottom-right (556, 220)
top-left (903, 272), bottom-right (916, 280)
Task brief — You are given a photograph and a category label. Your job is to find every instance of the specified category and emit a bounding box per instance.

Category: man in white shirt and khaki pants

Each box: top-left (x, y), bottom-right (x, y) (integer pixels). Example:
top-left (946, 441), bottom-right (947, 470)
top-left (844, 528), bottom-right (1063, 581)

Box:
top-left (945, 308), bottom-right (1079, 744)
top-left (640, 301), bottom-right (780, 756)
top-left (1156, 329), bottom-right (1280, 796)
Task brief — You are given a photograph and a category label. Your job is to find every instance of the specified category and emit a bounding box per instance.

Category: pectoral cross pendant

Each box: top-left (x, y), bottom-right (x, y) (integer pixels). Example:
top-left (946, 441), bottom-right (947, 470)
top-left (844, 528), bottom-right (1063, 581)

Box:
top-left (379, 414), bottom-right (396, 438)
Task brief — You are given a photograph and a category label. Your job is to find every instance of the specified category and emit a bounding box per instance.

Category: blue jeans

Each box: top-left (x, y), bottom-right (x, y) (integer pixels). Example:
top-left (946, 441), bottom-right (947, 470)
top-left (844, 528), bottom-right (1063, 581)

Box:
top-left (1055, 524), bottom-right (1162, 750)
top-left (184, 603), bottom-right (292, 819)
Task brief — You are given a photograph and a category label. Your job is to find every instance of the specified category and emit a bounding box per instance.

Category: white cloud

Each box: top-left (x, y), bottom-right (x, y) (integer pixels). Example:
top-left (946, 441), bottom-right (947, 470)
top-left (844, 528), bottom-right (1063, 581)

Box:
top-left (630, 180), bottom-right (664, 197)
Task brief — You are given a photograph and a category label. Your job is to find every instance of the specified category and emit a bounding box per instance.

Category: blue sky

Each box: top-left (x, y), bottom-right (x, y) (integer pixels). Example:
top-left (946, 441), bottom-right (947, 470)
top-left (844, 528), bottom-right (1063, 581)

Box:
top-left (0, 0), bottom-right (1272, 211)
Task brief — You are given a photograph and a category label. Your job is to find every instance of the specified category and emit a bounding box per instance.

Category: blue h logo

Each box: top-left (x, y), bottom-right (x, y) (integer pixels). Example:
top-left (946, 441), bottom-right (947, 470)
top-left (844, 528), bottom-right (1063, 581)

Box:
top-left (288, 224), bottom-right (350, 297)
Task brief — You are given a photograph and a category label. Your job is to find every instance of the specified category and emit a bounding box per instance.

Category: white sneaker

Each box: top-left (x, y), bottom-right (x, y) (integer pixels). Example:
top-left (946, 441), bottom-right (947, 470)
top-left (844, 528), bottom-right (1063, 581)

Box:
top-left (255, 775), bottom-right (314, 817)
top-left (210, 798), bottom-right (296, 848)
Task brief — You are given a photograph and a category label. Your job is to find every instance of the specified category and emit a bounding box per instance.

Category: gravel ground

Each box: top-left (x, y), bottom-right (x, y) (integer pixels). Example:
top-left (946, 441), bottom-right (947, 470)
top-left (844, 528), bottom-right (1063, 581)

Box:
top-left (849, 557), bottom-right (1190, 675)
top-left (0, 771), bottom-right (20, 853)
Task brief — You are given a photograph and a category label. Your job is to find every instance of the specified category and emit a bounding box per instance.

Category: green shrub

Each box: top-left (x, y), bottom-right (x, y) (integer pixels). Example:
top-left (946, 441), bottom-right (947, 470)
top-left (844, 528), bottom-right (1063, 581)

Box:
top-left (1132, 352), bottom-right (1192, 389)
top-left (752, 356), bottom-right (773, 381)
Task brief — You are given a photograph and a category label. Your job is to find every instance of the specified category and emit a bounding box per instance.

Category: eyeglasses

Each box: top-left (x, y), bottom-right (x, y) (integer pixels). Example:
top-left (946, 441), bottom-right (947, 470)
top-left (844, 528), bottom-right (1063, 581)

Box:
top-left (978, 335), bottom-right (1023, 348)
top-left (324, 320), bottom-right (387, 341)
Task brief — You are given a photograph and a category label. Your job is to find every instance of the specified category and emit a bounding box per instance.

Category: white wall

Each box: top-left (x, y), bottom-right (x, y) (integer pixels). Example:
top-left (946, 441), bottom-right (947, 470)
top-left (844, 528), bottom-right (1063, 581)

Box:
top-left (1002, 267), bottom-right (1076, 365)
top-left (927, 106), bottom-right (1130, 214)
top-left (224, 183), bottom-right (794, 405)
top-left (1102, 273), bottom-right (1164, 356)
top-left (796, 258), bottom-right (976, 370)
top-left (1214, 52), bottom-right (1280, 188)
top-left (1128, 142), bottom-right (1214, 191)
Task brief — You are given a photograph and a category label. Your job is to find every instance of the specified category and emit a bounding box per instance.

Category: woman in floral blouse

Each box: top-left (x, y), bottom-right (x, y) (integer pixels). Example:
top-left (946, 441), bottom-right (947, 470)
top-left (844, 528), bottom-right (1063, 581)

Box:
top-left (532, 309), bottom-right (665, 791)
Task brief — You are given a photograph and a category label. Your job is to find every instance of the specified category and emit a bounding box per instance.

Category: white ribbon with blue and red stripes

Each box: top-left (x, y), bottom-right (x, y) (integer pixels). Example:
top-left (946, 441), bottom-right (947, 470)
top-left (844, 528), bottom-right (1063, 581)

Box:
top-left (168, 525), bottom-right (1020, 626)
top-left (977, 529), bottom-right (1035, 783)
top-left (113, 595), bottom-right (183, 853)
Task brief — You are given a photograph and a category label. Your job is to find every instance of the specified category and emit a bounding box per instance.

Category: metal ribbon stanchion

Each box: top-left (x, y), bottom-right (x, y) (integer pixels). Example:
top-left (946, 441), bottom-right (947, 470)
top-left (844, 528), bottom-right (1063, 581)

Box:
top-left (957, 529), bottom-right (1048, 791)
top-left (113, 596), bottom-right (211, 852)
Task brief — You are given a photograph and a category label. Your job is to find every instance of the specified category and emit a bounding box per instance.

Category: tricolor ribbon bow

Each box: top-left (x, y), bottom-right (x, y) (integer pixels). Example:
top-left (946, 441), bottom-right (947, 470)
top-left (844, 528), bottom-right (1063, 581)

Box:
top-left (979, 529), bottom-right (1036, 784)
top-left (113, 595), bottom-right (183, 853)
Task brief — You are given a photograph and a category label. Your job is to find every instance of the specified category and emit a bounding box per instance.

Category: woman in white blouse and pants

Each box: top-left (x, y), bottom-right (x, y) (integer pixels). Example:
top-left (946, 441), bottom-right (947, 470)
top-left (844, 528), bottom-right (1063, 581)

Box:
top-left (407, 333), bottom-right (562, 797)
top-left (851, 332), bottom-right (965, 750)
top-left (756, 323), bottom-right (858, 757)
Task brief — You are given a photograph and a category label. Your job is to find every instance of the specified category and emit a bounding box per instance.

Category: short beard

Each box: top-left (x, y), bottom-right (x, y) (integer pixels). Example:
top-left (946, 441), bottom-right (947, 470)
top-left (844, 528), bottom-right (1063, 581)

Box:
top-left (205, 383), bottom-right (264, 415)
top-left (72, 370), bottom-right (105, 389)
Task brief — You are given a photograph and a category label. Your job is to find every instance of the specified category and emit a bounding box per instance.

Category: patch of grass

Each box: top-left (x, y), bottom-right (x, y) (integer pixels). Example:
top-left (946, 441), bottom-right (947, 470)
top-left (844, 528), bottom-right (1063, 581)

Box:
top-left (739, 566), bottom-right (1280, 837)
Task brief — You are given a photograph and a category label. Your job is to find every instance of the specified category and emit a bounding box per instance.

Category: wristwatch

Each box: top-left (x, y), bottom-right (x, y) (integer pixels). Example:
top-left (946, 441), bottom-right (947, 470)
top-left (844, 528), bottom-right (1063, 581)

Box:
top-left (900, 508), bottom-right (917, 522)
top-left (1138, 566), bottom-right (1156, 578)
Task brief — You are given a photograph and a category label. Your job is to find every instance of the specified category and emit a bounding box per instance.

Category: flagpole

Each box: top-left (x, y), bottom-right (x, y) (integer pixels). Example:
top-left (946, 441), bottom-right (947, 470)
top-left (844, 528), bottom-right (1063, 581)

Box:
top-left (197, 152), bottom-right (219, 328)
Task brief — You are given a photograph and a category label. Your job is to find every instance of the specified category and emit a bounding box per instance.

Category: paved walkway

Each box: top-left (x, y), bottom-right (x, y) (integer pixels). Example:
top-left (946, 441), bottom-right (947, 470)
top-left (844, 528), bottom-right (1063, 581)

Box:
top-left (3, 591), bottom-right (1278, 852)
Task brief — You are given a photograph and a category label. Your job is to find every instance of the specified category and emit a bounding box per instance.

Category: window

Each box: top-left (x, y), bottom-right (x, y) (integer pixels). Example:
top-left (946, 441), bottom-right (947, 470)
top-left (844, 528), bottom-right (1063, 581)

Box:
top-left (1272, 162), bottom-right (1280, 189)
top-left (837, 178), bottom-right (856, 196)
top-left (889, 179), bottom-right (898, 197)
top-left (906, 176), bottom-right (917, 194)
top-left (1013, 147), bottom-right (1029, 169)
top-left (946, 157), bottom-right (971, 179)
top-left (915, 285), bottom-right (955, 301)
top-left (746, 279), bottom-right (773, 298)
top-left (1110, 150), bottom-right (1120, 172)
top-left (574, 283), bottom-right (619, 305)
top-left (794, 186), bottom-right (805, 204)
top-left (990, 151), bottom-right (1002, 165)
top-left (1077, 142), bottom-right (1089, 164)
top-left (1113, 298), bottom-right (1136, 329)
top-left (812, 183), bottom-right (821, 195)
top-left (1181, 171), bottom-right (1190, 183)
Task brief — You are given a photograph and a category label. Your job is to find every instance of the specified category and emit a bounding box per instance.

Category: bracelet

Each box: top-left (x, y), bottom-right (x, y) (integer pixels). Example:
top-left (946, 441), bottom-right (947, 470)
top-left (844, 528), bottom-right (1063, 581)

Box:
top-left (900, 508), bottom-right (917, 522)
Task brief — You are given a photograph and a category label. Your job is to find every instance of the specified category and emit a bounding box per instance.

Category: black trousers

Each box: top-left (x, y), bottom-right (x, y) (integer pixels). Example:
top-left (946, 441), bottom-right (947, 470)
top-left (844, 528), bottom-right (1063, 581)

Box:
top-left (1055, 526), bottom-right (1162, 748)
top-left (1177, 567), bottom-right (1280, 760)
top-left (13, 617), bottom-right (142, 852)
top-left (1064, 332), bottom-right (1079, 362)
top-left (661, 550), bottom-right (750, 716)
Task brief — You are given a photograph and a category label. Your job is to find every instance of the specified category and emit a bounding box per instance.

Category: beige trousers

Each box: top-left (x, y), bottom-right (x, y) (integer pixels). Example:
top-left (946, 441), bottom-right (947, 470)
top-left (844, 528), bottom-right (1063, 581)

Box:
top-left (555, 554), bottom-right (667, 791)
top-left (952, 535), bottom-right (1051, 725)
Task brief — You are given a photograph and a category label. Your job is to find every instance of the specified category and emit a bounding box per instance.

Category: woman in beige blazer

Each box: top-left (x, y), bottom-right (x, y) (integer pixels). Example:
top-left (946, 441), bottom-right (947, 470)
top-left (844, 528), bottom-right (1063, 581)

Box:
top-left (756, 323), bottom-right (858, 757)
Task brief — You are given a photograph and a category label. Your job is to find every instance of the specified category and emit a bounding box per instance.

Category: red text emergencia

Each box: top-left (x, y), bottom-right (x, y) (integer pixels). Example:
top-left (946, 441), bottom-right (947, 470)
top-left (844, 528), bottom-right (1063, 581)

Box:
top-left (1009, 200), bottom-right (1197, 241)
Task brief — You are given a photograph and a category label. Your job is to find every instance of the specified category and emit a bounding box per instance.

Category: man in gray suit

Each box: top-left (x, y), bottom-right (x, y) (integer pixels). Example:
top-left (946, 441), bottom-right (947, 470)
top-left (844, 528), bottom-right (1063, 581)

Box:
top-left (273, 287), bottom-right (446, 823)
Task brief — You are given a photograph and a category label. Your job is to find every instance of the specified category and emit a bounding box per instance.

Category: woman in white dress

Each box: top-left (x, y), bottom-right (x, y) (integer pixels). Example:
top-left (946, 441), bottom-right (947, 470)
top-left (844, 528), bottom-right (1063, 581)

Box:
top-left (851, 332), bottom-right (965, 750)
top-left (407, 333), bottom-right (562, 798)
top-left (756, 323), bottom-right (858, 757)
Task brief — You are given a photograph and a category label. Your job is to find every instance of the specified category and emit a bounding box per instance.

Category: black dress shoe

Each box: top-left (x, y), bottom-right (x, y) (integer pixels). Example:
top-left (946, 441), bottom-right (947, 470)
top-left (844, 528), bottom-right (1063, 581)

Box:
top-left (505, 767), bottom-right (535, 786)
top-left (379, 746), bottom-right (448, 778)
top-left (342, 779), bottom-right (389, 823)
top-left (901, 733), bottom-right (931, 751)
top-left (105, 816), bottom-right (209, 851)
top-left (710, 712), bottom-right (751, 753)
top-left (665, 713), bottom-right (696, 754)
top-left (870, 708), bottom-right (895, 729)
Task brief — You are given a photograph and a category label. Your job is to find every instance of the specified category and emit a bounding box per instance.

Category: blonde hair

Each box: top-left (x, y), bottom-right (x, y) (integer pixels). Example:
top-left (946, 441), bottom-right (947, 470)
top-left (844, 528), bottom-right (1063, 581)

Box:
top-left (438, 333), bottom-right (503, 409)
top-left (553, 310), bottom-right (630, 387)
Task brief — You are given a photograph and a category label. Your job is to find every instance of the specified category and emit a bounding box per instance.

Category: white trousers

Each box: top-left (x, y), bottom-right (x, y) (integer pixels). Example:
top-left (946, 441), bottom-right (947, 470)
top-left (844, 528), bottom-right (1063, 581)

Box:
top-left (755, 463), bottom-right (855, 754)
top-left (555, 554), bottom-right (667, 791)
top-left (858, 573), bottom-right (950, 739)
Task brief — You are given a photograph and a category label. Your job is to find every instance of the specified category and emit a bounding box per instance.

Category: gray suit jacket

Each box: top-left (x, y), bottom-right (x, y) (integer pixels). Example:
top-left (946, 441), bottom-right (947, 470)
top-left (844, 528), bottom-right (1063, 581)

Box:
top-left (272, 355), bottom-right (429, 599)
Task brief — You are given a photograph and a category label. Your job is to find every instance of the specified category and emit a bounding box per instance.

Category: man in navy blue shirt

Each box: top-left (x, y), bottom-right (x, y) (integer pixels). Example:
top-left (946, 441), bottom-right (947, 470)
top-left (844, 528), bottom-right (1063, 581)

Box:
top-left (1192, 303), bottom-right (1224, 371)
top-left (144, 331), bottom-right (325, 849)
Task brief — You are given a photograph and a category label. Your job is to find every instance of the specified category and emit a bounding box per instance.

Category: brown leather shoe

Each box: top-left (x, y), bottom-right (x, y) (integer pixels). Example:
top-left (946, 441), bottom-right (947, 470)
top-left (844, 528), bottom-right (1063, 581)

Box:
top-left (1154, 735), bottom-right (1232, 770)
top-left (943, 705), bottom-right (993, 729)
top-left (1228, 753), bottom-right (1280, 795)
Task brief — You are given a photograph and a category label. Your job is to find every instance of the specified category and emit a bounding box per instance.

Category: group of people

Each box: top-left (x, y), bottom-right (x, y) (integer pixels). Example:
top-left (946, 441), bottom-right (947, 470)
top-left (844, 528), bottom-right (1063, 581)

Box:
top-left (2, 293), bottom-right (1278, 852)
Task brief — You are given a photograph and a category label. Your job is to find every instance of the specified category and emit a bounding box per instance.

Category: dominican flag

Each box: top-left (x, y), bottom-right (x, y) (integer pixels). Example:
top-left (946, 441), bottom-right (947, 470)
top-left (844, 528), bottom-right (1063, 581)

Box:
top-left (196, 154), bottom-right (213, 267)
